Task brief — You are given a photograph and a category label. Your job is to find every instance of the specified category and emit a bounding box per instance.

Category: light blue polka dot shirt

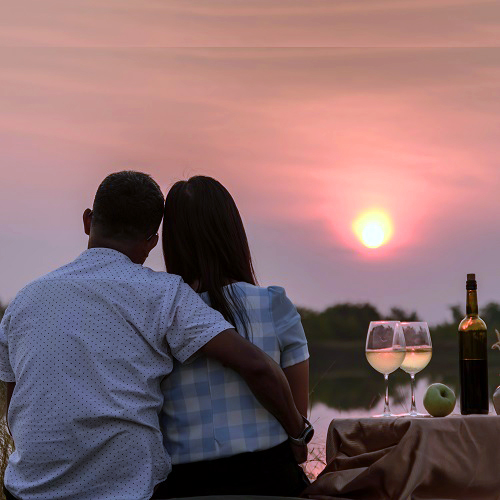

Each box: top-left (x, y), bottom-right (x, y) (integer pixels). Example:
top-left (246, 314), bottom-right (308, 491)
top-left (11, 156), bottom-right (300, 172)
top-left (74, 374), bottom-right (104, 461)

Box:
top-left (0, 248), bottom-right (233, 500)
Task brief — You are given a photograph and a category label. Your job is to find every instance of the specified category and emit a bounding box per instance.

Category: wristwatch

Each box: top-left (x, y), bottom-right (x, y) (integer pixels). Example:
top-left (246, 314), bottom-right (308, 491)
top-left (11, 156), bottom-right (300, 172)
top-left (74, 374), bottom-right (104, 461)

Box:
top-left (288, 415), bottom-right (314, 446)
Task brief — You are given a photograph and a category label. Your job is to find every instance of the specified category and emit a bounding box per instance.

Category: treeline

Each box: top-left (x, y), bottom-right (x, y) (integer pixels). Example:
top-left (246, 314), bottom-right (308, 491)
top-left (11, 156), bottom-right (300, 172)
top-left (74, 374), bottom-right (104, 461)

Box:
top-left (298, 303), bottom-right (419, 343)
top-left (3, 298), bottom-right (500, 343)
top-left (297, 302), bottom-right (500, 344)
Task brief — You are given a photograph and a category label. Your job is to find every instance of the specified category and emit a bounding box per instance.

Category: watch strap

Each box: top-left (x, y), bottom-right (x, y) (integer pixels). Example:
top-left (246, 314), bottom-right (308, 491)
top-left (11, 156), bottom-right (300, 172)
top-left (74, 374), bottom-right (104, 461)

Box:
top-left (288, 415), bottom-right (314, 446)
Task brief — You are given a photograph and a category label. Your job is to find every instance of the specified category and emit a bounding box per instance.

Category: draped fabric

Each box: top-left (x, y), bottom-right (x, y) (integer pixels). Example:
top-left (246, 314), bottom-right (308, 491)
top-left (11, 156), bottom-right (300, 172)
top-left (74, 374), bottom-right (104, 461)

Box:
top-left (167, 497), bottom-right (304, 500)
top-left (303, 415), bottom-right (500, 500)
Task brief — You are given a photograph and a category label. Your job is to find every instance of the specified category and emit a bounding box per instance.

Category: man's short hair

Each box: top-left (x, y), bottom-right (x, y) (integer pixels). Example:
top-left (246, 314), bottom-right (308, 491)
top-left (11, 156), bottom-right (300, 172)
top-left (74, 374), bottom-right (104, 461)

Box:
top-left (92, 171), bottom-right (164, 241)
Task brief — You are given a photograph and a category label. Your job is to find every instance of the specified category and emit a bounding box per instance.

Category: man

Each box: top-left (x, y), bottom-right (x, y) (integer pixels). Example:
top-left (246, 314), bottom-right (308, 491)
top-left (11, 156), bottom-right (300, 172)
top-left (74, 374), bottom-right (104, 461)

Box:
top-left (0, 171), bottom-right (306, 500)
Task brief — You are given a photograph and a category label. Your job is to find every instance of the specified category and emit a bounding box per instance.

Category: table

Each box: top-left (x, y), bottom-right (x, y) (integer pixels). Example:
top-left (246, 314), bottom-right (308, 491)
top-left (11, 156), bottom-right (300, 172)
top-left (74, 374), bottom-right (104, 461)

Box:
top-left (169, 497), bottom-right (303, 500)
top-left (302, 415), bottom-right (500, 500)
top-left (168, 497), bottom-right (303, 500)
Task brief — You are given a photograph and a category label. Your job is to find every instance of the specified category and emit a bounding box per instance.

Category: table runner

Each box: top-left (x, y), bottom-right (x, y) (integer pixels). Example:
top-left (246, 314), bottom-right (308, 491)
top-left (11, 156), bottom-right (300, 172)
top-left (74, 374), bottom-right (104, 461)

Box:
top-left (302, 415), bottom-right (500, 500)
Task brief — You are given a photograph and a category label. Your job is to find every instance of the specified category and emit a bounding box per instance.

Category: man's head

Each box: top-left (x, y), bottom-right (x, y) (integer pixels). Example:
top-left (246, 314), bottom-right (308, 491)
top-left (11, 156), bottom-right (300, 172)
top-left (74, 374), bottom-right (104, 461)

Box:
top-left (83, 171), bottom-right (164, 264)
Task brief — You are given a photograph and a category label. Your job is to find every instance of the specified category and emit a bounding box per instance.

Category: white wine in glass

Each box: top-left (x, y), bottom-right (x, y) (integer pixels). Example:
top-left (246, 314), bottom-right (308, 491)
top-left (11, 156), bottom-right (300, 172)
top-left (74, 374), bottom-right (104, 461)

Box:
top-left (400, 346), bottom-right (432, 375)
top-left (366, 348), bottom-right (406, 375)
top-left (365, 321), bottom-right (406, 417)
top-left (399, 322), bottom-right (432, 416)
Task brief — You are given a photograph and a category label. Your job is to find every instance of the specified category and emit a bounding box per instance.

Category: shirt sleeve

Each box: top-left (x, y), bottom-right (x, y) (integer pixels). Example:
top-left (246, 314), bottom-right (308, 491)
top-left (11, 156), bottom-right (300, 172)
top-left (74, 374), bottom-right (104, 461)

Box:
top-left (269, 286), bottom-right (309, 369)
top-left (166, 281), bottom-right (234, 363)
top-left (0, 311), bottom-right (15, 382)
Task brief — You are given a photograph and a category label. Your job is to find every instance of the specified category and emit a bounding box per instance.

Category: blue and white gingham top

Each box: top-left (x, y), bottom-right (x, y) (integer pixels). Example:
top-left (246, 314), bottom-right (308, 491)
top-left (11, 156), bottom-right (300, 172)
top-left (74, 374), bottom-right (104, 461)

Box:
top-left (160, 282), bottom-right (309, 464)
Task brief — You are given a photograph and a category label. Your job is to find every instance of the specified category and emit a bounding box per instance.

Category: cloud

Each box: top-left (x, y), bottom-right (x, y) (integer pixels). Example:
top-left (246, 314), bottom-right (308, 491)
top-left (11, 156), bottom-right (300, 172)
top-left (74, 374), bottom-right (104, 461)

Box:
top-left (1, 0), bottom-right (499, 47)
top-left (1, 48), bottom-right (499, 212)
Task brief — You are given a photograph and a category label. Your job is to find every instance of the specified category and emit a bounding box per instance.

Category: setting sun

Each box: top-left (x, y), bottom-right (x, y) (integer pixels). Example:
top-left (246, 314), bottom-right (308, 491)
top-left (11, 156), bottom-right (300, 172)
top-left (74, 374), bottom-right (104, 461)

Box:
top-left (353, 210), bottom-right (394, 249)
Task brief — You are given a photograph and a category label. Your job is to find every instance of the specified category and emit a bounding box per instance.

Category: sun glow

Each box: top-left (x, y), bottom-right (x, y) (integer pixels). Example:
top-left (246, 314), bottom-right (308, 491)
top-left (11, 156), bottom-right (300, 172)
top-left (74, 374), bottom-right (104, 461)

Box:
top-left (353, 210), bottom-right (393, 249)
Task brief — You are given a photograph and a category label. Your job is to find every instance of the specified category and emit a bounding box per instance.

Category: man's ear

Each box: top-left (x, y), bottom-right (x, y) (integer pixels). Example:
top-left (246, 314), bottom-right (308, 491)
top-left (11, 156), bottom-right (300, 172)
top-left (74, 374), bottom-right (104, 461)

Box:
top-left (147, 233), bottom-right (159, 252)
top-left (141, 234), bottom-right (159, 264)
top-left (83, 209), bottom-right (93, 236)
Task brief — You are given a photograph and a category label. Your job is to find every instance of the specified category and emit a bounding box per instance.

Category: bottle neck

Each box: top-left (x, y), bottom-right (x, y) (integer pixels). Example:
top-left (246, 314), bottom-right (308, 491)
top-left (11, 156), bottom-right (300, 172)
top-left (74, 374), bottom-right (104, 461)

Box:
top-left (466, 289), bottom-right (479, 316)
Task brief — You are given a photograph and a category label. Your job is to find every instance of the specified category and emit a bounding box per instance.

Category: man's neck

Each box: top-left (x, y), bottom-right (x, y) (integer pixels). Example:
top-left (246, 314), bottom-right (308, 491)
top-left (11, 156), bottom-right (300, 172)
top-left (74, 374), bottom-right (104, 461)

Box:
top-left (87, 238), bottom-right (144, 265)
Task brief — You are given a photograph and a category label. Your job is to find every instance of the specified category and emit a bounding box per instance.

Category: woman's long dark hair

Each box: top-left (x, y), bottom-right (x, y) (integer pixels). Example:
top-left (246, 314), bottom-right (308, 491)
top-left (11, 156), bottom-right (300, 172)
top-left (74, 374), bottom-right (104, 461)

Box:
top-left (162, 176), bottom-right (258, 338)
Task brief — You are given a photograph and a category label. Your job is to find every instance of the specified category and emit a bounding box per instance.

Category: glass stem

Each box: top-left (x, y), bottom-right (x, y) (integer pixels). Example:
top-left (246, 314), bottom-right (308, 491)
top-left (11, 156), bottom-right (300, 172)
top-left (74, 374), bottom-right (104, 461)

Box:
top-left (383, 374), bottom-right (391, 415)
top-left (410, 374), bottom-right (417, 415)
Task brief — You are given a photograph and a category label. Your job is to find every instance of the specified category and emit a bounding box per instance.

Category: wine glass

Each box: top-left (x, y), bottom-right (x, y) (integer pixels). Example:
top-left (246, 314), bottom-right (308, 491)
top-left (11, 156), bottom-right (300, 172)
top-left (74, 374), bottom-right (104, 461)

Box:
top-left (365, 321), bottom-right (406, 417)
top-left (399, 322), bottom-right (432, 417)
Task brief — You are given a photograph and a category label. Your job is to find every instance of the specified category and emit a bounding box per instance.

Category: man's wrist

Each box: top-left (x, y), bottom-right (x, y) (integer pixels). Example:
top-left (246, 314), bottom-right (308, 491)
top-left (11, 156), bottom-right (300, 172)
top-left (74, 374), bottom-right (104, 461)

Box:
top-left (288, 415), bottom-right (314, 446)
top-left (287, 410), bottom-right (305, 438)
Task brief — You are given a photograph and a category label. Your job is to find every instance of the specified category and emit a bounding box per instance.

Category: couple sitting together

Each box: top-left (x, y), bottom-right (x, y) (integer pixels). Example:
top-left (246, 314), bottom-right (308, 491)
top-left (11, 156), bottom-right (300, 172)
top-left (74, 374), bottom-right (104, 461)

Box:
top-left (0, 171), bottom-right (313, 500)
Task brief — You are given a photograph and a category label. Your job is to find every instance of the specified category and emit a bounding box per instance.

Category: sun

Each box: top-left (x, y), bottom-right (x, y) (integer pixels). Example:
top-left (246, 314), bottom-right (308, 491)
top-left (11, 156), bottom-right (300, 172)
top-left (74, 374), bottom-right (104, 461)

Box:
top-left (353, 210), bottom-right (393, 249)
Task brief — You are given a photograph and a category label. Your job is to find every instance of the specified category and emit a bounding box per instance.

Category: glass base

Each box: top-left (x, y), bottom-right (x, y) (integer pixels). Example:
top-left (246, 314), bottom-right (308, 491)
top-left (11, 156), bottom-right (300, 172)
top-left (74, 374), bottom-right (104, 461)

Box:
top-left (397, 411), bottom-right (426, 417)
top-left (371, 412), bottom-right (395, 418)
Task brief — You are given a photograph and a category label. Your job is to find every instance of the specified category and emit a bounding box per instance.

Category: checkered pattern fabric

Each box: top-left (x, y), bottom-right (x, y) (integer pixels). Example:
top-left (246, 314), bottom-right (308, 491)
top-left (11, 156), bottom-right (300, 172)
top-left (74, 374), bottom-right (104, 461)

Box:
top-left (160, 283), bottom-right (309, 464)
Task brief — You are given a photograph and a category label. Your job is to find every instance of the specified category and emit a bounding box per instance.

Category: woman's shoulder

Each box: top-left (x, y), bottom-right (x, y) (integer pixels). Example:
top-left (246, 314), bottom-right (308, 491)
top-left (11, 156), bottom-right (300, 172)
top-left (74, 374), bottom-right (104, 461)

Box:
top-left (225, 283), bottom-right (293, 314)
top-left (265, 286), bottom-right (299, 321)
top-left (266, 285), bottom-right (287, 299)
top-left (266, 286), bottom-right (308, 357)
top-left (231, 283), bottom-right (291, 303)
top-left (266, 285), bottom-right (296, 306)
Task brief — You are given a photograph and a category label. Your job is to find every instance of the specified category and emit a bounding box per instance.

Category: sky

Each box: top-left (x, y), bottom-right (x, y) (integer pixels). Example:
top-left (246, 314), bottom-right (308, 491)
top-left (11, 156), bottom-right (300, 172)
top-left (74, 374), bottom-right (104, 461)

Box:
top-left (1, 1), bottom-right (500, 324)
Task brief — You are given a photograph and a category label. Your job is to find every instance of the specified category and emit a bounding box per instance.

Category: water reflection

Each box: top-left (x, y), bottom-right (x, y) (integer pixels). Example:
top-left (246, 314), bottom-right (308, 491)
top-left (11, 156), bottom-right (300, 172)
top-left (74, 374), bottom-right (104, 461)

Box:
top-left (311, 377), bottom-right (436, 424)
top-left (310, 370), bottom-right (443, 411)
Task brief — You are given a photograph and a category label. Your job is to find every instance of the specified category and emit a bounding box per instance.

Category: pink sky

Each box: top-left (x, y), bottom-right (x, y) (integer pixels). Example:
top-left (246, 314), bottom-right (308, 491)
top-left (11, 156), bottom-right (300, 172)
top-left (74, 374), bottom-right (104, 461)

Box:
top-left (1, 2), bottom-right (500, 323)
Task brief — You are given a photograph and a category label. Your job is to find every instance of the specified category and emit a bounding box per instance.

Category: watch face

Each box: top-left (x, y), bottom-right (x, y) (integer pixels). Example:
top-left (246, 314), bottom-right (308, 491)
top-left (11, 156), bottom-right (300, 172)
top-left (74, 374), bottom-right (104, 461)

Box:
top-left (304, 426), bottom-right (314, 444)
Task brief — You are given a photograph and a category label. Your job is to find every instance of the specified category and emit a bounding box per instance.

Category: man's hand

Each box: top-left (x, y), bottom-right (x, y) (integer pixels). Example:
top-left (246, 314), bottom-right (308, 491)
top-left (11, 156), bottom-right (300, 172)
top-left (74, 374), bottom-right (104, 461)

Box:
top-left (200, 328), bottom-right (304, 439)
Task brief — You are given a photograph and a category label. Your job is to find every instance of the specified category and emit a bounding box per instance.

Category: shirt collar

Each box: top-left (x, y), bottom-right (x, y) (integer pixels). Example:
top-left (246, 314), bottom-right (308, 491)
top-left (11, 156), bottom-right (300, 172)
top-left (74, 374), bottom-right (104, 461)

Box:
top-left (78, 247), bottom-right (134, 264)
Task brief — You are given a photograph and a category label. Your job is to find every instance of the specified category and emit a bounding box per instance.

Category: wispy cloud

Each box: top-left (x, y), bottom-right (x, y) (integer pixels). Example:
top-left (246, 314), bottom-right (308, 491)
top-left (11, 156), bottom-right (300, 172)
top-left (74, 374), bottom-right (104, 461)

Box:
top-left (1, 0), bottom-right (499, 47)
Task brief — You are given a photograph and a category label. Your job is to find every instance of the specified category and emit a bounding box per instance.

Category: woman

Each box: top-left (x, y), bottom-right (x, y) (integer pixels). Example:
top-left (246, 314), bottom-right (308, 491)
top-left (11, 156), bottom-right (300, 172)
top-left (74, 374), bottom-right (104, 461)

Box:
top-left (156, 176), bottom-right (310, 498)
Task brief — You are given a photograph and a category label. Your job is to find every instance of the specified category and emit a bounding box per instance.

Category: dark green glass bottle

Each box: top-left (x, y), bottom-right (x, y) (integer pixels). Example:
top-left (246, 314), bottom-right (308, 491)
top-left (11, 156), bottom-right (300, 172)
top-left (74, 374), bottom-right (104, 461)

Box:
top-left (458, 274), bottom-right (489, 414)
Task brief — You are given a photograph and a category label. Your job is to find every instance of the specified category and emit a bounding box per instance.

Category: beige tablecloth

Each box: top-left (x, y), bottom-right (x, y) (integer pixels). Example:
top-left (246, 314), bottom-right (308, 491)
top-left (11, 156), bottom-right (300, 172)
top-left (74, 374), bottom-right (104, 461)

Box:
top-left (302, 415), bottom-right (500, 500)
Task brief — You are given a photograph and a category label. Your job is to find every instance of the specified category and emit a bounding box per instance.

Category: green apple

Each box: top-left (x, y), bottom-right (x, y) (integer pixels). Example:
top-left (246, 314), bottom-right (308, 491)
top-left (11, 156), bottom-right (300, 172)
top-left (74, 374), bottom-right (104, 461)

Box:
top-left (423, 383), bottom-right (456, 417)
top-left (493, 386), bottom-right (500, 415)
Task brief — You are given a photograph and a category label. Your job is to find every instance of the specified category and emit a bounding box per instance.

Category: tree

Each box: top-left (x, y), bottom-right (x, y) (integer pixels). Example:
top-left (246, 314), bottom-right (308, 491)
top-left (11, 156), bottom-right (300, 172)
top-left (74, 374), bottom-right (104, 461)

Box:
top-left (298, 303), bottom-right (382, 342)
top-left (389, 307), bottom-right (420, 322)
top-left (479, 302), bottom-right (500, 331)
top-left (449, 305), bottom-right (464, 324)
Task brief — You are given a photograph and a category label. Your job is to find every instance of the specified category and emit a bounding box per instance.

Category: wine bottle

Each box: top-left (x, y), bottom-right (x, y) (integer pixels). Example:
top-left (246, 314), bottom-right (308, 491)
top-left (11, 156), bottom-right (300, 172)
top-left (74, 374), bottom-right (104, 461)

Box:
top-left (458, 273), bottom-right (489, 414)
